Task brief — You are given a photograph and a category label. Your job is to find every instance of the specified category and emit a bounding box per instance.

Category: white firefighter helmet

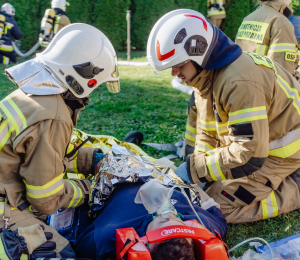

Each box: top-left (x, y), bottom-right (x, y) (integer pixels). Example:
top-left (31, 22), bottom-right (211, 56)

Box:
top-left (51, 0), bottom-right (69, 12)
top-left (147, 9), bottom-right (214, 72)
top-left (5, 23), bottom-right (120, 97)
top-left (1, 3), bottom-right (15, 16)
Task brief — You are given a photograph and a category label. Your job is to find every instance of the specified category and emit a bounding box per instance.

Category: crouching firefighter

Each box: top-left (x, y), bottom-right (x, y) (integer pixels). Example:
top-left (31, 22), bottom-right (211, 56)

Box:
top-left (0, 23), bottom-right (120, 258)
top-left (39, 0), bottom-right (70, 47)
top-left (147, 9), bottom-right (300, 224)
top-left (0, 3), bottom-right (22, 64)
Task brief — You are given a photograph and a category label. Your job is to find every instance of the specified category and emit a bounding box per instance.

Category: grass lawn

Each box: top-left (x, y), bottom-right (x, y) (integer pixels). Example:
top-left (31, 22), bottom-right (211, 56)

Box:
top-left (0, 51), bottom-right (300, 257)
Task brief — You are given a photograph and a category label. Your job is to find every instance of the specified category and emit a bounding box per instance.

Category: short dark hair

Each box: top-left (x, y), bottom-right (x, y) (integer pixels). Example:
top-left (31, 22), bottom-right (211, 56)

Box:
top-left (150, 238), bottom-right (196, 260)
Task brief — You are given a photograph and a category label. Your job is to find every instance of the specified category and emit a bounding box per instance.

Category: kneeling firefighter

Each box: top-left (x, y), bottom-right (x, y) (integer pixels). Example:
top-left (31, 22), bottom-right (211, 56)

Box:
top-left (39, 0), bottom-right (70, 47)
top-left (0, 3), bottom-right (22, 64)
top-left (0, 23), bottom-right (120, 258)
top-left (207, 0), bottom-right (226, 29)
top-left (148, 9), bottom-right (300, 224)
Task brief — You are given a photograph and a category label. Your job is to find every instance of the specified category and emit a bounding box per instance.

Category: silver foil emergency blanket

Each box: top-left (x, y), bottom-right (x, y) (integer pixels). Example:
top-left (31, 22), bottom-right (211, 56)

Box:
top-left (90, 144), bottom-right (196, 211)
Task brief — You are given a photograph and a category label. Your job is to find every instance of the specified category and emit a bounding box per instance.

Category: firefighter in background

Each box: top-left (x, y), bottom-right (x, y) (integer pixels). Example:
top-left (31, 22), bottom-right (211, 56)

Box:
top-left (207, 0), bottom-right (226, 28)
top-left (0, 23), bottom-right (120, 258)
top-left (39, 0), bottom-right (70, 47)
top-left (148, 9), bottom-right (300, 224)
top-left (235, 0), bottom-right (299, 76)
top-left (0, 3), bottom-right (22, 64)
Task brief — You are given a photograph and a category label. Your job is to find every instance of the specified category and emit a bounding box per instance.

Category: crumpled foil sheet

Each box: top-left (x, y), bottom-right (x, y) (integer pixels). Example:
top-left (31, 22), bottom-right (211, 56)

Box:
top-left (90, 144), bottom-right (189, 209)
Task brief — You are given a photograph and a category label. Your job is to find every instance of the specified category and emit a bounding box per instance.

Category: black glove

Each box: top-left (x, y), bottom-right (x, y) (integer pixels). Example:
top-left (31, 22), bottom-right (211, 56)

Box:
top-left (29, 230), bottom-right (56, 260)
top-left (0, 225), bottom-right (56, 260)
top-left (0, 228), bottom-right (28, 260)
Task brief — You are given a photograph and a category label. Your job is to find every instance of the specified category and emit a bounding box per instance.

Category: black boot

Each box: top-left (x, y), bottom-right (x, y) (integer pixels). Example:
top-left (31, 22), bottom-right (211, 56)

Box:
top-left (122, 131), bottom-right (144, 146)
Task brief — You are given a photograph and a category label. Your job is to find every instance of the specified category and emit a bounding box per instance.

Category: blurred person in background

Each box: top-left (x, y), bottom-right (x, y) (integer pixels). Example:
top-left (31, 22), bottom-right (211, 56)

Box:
top-left (0, 3), bottom-right (22, 64)
top-left (235, 0), bottom-right (299, 77)
top-left (207, 0), bottom-right (226, 28)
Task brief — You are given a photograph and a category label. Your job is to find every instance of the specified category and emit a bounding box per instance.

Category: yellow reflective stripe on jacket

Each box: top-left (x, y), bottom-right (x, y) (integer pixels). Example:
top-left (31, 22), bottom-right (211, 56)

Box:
top-left (228, 106), bottom-right (267, 125)
top-left (206, 149), bottom-right (226, 181)
top-left (236, 21), bottom-right (269, 44)
top-left (54, 16), bottom-right (61, 34)
top-left (207, 11), bottom-right (226, 16)
top-left (268, 43), bottom-right (297, 53)
top-left (199, 119), bottom-right (217, 131)
top-left (24, 174), bottom-right (64, 199)
top-left (277, 75), bottom-right (300, 115)
top-left (67, 180), bottom-right (83, 208)
top-left (216, 122), bottom-right (228, 134)
top-left (4, 24), bottom-right (12, 34)
top-left (0, 119), bottom-right (13, 151)
top-left (0, 44), bottom-right (13, 52)
top-left (256, 44), bottom-right (267, 55)
top-left (0, 97), bottom-right (27, 136)
top-left (195, 141), bottom-right (215, 155)
top-left (185, 123), bottom-right (196, 142)
top-left (20, 254), bottom-right (28, 260)
top-left (0, 202), bottom-right (17, 215)
top-left (0, 238), bottom-right (10, 260)
top-left (269, 128), bottom-right (300, 158)
top-left (262, 191), bottom-right (278, 219)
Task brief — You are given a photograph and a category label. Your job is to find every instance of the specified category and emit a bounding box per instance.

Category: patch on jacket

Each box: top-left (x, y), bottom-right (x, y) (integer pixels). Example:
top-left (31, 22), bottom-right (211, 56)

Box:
top-left (285, 52), bottom-right (297, 62)
top-left (221, 190), bottom-right (235, 202)
top-left (234, 186), bottom-right (256, 205)
top-left (231, 123), bottom-right (253, 136)
top-left (231, 157), bottom-right (267, 179)
top-left (283, 7), bottom-right (292, 18)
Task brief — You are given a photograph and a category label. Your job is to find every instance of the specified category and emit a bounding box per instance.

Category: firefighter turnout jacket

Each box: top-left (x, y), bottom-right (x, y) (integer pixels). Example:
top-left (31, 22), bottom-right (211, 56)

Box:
top-left (187, 52), bottom-right (300, 186)
top-left (53, 8), bottom-right (70, 34)
top-left (0, 12), bottom-right (22, 52)
top-left (235, 2), bottom-right (299, 76)
top-left (0, 89), bottom-right (97, 216)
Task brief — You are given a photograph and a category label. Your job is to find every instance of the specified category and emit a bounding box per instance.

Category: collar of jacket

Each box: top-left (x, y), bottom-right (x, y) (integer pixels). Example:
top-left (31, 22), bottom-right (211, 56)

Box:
top-left (189, 69), bottom-right (214, 96)
top-left (63, 98), bottom-right (88, 126)
top-left (54, 8), bottom-right (66, 16)
top-left (263, 2), bottom-right (293, 18)
top-left (202, 25), bottom-right (242, 70)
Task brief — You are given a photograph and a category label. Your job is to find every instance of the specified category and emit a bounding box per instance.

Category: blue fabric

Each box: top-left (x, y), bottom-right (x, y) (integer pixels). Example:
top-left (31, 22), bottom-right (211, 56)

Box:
top-left (174, 162), bottom-right (190, 184)
top-left (257, 233), bottom-right (300, 253)
top-left (93, 153), bottom-right (105, 166)
top-left (203, 26), bottom-right (243, 70)
top-left (75, 180), bottom-right (228, 260)
top-left (289, 15), bottom-right (300, 42)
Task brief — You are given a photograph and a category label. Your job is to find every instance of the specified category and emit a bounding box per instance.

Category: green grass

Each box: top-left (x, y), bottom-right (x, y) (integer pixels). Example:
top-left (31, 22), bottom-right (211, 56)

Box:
top-left (1, 51), bottom-right (300, 257)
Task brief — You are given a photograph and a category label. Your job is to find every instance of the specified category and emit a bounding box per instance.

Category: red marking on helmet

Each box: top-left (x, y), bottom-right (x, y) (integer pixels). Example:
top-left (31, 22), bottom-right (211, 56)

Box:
top-left (88, 79), bottom-right (97, 88)
top-left (184, 14), bottom-right (208, 31)
top-left (156, 40), bottom-right (175, 61)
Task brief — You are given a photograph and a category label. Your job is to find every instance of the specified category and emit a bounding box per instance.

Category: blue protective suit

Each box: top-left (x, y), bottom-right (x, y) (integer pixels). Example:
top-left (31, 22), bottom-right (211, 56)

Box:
top-left (75, 180), bottom-right (228, 260)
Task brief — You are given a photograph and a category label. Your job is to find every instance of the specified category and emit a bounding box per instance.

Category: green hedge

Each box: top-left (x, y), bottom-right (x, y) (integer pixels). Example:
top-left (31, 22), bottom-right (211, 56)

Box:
top-left (0, 0), bottom-right (299, 52)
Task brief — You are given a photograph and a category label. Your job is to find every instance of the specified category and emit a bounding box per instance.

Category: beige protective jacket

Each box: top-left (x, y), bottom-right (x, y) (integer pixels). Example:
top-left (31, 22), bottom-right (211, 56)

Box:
top-left (0, 89), bottom-right (96, 216)
top-left (188, 52), bottom-right (300, 188)
top-left (207, 0), bottom-right (226, 20)
top-left (235, 2), bottom-right (299, 75)
top-left (54, 15), bottom-right (70, 34)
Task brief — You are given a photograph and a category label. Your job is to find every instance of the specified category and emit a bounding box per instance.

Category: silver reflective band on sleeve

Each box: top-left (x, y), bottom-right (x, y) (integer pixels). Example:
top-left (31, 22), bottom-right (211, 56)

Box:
top-left (268, 43), bottom-right (297, 53)
top-left (106, 81), bottom-right (120, 93)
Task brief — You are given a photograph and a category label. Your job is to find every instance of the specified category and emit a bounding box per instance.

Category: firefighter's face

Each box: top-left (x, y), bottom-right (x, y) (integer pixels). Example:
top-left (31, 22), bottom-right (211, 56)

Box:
top-left (171, 61), bottom-right (198, 86)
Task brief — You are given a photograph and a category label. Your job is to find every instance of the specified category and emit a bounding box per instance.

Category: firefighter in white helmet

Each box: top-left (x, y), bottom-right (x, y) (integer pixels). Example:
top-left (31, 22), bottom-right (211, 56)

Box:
top-left (39, 0), bottom-right (70, 47)
top-left (0, 23), bottom-right (120, 258)
top-left (0, 3), bottom-right (22, 64)
top-left (148, 9), bottom-right (300, 224)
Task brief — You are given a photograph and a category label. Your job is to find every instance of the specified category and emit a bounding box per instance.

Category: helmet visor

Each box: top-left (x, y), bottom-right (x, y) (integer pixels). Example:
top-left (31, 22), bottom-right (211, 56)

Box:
top-left (106, 80), bottom-right (120, 93)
